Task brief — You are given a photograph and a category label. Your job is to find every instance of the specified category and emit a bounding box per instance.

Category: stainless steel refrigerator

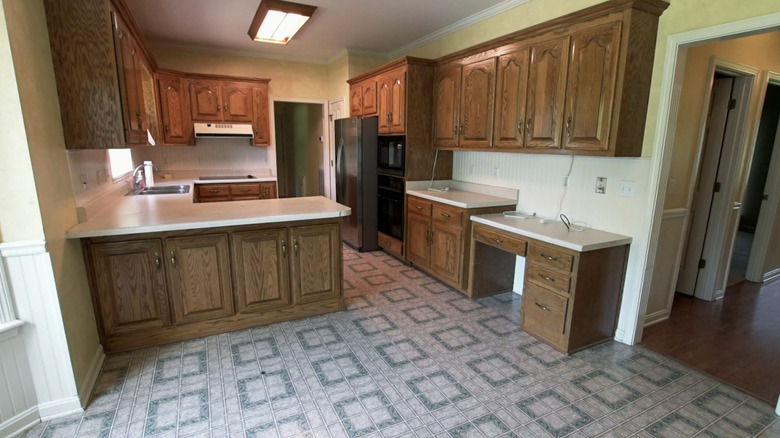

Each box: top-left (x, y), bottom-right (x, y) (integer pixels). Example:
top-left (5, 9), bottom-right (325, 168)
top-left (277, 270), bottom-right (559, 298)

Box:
top-left (335, 116), bottom-right (379, 251)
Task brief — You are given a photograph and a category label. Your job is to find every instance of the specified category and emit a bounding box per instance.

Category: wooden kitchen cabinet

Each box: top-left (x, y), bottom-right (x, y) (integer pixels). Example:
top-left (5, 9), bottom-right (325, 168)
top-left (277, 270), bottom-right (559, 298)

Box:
top-left (562, 22), bottom-right (622, 153)
top-left (165, 234), bottom-right (234, 324)
top-left (405, 195), bottom-right (509, 291)
top-left (189, 79), bottom-right (255, 123)
top-left (188, 80), bottom-right (223, 121)
top-left (111, 7), bottom-right (148, 145)
top-left (87, 239), bottom-right (170, 339)
top-left (377, 67), bottom-right (406, 134)
top-left (493, 47), bottom-right (530, 149)
top-left (433, 59), bottom-right (496, 148)
top-left (221, 82), bottom-right (254, 122)
top-left (82, 218), bottom-right (344, 353)
top-left (252, 84), bottom-right (271, 146)
top-left (349, 79), bottom-right (377, 117)
top-left (195, 182), bottom-right (277, 203)
top-left (525, 36), bottom-right (570, 150)
top-left (157, 72), bottom-right (193, 145)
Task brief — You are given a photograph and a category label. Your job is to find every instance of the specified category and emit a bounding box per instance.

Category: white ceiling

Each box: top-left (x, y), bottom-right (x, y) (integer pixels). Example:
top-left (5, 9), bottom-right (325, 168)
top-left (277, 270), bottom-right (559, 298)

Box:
top-left (124, 0), bottom-right (530, 64)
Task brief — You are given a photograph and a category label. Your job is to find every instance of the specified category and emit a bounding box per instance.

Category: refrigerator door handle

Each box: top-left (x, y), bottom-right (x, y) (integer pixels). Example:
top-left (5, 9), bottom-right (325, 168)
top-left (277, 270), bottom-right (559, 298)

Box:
top-left (336, 138), bottom-right (346, 201)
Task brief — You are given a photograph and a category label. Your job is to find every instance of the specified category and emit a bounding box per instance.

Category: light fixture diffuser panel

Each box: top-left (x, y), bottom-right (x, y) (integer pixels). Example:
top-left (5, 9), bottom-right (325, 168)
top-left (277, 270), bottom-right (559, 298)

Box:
top-left (248, 0), bottom-right (317, 45)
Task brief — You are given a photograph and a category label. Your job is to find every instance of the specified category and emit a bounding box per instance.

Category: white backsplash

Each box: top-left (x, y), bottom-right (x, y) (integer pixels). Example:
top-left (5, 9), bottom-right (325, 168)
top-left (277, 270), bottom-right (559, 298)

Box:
top-left (134, 139), bottom-right (272, 173)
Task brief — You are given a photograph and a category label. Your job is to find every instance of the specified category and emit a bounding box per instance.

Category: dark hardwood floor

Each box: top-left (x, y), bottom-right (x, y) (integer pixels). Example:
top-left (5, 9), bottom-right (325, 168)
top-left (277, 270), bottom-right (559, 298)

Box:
top-left (641, 278), bottom-right (780, 405)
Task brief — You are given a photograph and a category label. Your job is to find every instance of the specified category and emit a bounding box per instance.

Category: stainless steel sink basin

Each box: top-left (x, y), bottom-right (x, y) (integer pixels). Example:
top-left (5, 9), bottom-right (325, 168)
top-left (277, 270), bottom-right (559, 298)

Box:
top-left (126, 185), bottom-right (190, 196)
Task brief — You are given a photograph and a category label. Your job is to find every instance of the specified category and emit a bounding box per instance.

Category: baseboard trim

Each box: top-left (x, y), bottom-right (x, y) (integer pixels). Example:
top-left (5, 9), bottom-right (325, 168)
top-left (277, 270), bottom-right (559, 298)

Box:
top-left (763, 268), bottom-right (780, 283)
top-left (643, 309), bottom-right (670, 327)
top-left (78, 345), bottom-right (105, 408)
top-left (37, 397), bottom-right (82, 421)
top-left (0, 406), bottom-right (39, 438)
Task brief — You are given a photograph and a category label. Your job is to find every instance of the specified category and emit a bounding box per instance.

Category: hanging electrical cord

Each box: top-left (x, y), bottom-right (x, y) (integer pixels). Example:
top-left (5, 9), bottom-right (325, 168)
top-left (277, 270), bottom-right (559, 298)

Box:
top-left (555, 155), bottom-right (575, 220)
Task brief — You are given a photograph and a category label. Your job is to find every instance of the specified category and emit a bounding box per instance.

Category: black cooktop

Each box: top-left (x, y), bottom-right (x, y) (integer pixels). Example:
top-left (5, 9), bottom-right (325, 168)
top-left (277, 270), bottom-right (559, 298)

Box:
top-left (198, 175), bottom-right (256, 180)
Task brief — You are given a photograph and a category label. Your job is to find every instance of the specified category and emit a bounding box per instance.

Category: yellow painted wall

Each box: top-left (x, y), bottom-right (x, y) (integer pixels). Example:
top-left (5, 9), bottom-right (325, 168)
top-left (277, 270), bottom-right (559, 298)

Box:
top-left (3, 0), bottom-right (99, 389)
top-left (328, 53), bottom-right (349, 103)
top-left (664, 31), bottom-right (780, 209)
top-left (0, 0), bottom-right (44, 242)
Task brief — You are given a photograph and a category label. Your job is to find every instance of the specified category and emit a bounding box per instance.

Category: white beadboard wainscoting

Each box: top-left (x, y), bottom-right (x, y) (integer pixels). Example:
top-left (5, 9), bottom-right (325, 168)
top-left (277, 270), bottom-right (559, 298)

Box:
top-left (133, 139), bottom-right (271, 172)
top-left (453, 151), bottom-right (653, 344)
top-left (0, 241), bottom-right (91, 430)
top-left (644, 208), bottom-right (688, 325)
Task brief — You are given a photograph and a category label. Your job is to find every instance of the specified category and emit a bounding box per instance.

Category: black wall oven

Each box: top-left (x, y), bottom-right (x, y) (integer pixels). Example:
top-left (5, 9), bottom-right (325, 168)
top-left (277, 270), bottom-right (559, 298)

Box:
top-left (377, 174), bottom-right (404, 241)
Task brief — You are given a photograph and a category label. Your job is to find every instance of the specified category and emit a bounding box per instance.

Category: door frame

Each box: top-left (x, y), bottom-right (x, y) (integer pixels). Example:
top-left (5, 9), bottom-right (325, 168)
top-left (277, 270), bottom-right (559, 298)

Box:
top-left (269, 97), bottom-right (330, 198)
top-left (634, 12), bottom-right (780, 342)
top-left (327, 98), bottom-right (346, 201)
top-left (746, 72), bottom-right (780, 282)
top-left (692, 59), bottom-right (758, 301)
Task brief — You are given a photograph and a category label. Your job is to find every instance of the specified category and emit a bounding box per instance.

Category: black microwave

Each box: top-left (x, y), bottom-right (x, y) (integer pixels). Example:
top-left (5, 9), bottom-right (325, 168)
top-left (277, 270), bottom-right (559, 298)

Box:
top-left (378, 136), bottom-right (404, 176)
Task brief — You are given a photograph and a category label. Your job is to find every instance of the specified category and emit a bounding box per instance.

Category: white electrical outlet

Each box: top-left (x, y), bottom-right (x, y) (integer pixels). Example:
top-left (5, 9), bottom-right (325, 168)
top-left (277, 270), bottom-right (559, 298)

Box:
top-left (595, 177), bottom-right (607, 194)
top-left (619, 180), bottom-right (636, 197)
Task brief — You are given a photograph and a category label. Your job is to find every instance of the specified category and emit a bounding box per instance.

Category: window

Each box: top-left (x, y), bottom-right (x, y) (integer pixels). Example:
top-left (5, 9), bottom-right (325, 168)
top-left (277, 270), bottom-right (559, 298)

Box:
top-left (107, 149), bottom-right (134, 180)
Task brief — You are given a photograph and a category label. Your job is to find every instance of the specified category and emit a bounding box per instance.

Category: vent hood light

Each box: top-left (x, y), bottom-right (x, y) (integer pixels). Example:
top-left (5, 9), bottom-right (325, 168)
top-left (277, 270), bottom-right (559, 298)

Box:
top-left (248, 0), bottom-right (317, 45)
top-left (194, 123), bottom-right (254, 138)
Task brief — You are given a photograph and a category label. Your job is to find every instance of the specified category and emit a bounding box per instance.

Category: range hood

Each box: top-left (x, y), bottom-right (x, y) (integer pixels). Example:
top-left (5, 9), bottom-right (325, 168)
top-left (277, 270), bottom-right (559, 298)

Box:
top-left (194, 122), bottom-right (254, 138)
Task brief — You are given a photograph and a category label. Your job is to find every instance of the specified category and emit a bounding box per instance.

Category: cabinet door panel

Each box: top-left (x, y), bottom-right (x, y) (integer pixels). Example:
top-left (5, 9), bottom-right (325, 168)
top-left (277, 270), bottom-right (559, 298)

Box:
top-left (252, 85), bottom-right (271, 146)
top-left (222, 82), bottom-right (253, 122)
top-left (290, 224), bottom-right (341, 304)
top-left (139, 60), bottom-right (159, 143)
top-left (158, 74), bottom-right (192, 145)
top-left (430, 222), bottom-right (461, 284)
top-left (433, 65), bottom-right (461, 147)
top-left (259, 182), bottom-right (277, 199)
top-left (90, 240), bottom-right (169, 337)
top-left (189, 80), bottom-right (222, 121)
top-left (564, 22), bottom-right (622, 152)
top-left (389, 69), bottom-right (405, 133)
top-left (494, 48), bottom-right (530, 149)
top-left (361, 79), bottom-right (377, 115)
top-left (233, 229), bottom-right (290, 313)
top-left (460, 58), bottom-right (496, 148)
top-left (166, 234), bottom-right (234, 324)
top-left (526, 37), bottom-right (570, 149)
top-left (111, 11), bottom-right (146, 144)
top-left (406, 213), bottom-right (431, 267)
top-left (349, 84), bottom-right (362, 117)
top-left (377, 77), bottom-right (391, 133)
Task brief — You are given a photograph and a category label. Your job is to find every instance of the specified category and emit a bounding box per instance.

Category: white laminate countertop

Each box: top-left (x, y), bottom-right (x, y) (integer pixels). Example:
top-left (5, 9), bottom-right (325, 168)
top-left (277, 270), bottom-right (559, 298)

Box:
top-left (406, 180), bottom-right (517, 209)
top-left (471, 213), bottom-right (632, 252)
top-left (67, 194), bottom-right (350, 239)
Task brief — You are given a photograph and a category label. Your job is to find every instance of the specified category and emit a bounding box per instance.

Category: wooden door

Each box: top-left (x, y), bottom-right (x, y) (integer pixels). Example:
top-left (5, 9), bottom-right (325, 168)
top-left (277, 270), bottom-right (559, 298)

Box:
top-left (526, 36), bottom-right (570, 150)
top-left (460, 58), bottom-right (497, 148)
top-left (232, 229), bottom-right (290, 313)
top-left (433, 65), bottom-right (461, 147)
top-left (494, 47), bottom-right (530, 149)
top-left (430, 222), bottom-right (462, 285)
top-left (388, 68), bottom-right (406, 133)
top-left (259, 182), bottom-right (277, 199)
top-left (111, 10), bottom-right (146, 144)
top-left (158, 74), bottom-right (192, 145)
top-left (222, 82), bottom-right (254, 122)
top-left (166, 234), bottom-right (234, 324)
top-left (405, 214), bottom-right (431, 267)
top-left (563, 22), bottom-right (622, 152)
top-left (361, 79), bottom-right (377, 116)
top-left (290, 224), bottom-right (341, 304)
top-left (252, 85), bottom-right (271, 146)
top-left (139, 59), bottom-right (159, 143)
top-left (188, 80), bottom-right (222, 121)
top-left (89, 239), bottom-right (170, 338)
top-left (377, 74), bottom-right (391, 133)
top-left (349, 83), bottom-right (363, 116)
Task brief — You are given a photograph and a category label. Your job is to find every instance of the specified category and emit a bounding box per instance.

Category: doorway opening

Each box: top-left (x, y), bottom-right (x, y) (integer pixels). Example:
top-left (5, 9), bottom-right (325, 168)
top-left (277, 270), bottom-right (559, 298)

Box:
top-left (273, 101), bottom-right (327, 198)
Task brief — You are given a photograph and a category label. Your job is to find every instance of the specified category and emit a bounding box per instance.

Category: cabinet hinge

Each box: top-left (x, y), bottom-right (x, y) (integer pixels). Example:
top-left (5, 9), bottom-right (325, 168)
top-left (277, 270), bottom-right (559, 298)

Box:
top-left (728, 99), bottom-right (736, 110)
top-left (698, 259), bottom-right (706, 269)
top-left (713, 181), bottom-right (721, 193)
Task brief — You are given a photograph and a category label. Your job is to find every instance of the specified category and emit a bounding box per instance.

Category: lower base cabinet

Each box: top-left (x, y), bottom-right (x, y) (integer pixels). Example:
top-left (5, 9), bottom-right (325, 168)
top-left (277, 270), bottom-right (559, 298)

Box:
top-left (83, 219), bottom-right (342, 353)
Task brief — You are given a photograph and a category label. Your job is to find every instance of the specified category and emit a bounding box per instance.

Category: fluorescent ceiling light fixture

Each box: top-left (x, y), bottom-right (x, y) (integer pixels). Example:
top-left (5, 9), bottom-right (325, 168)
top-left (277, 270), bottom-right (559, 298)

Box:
top-left (248, 0), bottom-right (317, 45)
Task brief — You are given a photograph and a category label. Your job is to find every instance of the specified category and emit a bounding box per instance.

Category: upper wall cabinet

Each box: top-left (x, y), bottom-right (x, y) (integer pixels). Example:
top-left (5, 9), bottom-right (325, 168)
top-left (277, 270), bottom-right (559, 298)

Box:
top-left (349, 79), bottom-right (377, 117)
top-left (377, 67), bottom-right (406, 134)
top-left (433, 0), bottom-right (669, 157)
top-left (157, 72), bottom-right (192, 145)
top-left (188, 80), bottom-right (255, 123)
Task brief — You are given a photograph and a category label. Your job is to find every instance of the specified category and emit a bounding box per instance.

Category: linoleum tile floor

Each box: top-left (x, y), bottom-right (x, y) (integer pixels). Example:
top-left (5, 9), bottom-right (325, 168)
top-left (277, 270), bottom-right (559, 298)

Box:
top-left (22, 247), bottom-right (779, 438)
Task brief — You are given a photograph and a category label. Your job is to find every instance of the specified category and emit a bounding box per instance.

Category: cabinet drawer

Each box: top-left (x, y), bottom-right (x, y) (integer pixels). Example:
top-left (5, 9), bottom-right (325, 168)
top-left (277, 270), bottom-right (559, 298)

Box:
top-left (378, 232), bottom-right (403, 259)
top-left (230, 183), bottom-right (260, 196)
top-left (432, 204), bottom-right (463, 228)
top-left (526, 263), bottom-right (571, 295)
top-left (522, 283), bottom-right (568, 340)
top-left (198, 184), bottom-right (230, 197)
top-left (408, 197), bottom-right (432, 217)
top-left (473, 225), bottom-right (527, 256)
top-left (527, 243), bottom-right (574, 272)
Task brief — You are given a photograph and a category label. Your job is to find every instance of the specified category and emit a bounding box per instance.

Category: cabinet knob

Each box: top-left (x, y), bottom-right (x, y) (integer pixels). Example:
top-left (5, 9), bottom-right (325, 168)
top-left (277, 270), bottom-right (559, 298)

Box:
top-left (293, 239), bottom-right (299, 254)
top-left (224, 103), bottom-right (229, 113)
top-left (209, 189), bottom-right (220, 194)
top-left (170, 250), bottom-right (176, 267)
top-left (216, 105), bottom-right (220, 113)
top-left (566, 116), bottom-right (572, 136)
top-left (459, 123), bottom-right (464, 136)
top-left (525, 119), bottom-right (531, 135)
top-left (281, 240), bottom-right (287, 256)
top-left (491, 238), bottom-right (503, 245)
top-left (517, 122), bottom-right (523, 135)
top-left (154, 252), bottom-right (161, 269)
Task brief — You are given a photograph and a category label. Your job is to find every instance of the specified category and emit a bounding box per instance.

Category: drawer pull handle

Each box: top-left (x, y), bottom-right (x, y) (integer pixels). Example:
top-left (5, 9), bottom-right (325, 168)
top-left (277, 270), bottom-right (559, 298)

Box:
top-left (239, 188), bottom-right (251, 193)
top-left (293, 239), bottom-right (299, 254)
top-left (209, 189), bottom-right (220, 194)
top-left (170, 251), bottom-right (176, 267)
top-left (154, 252), bottom-right (161, 269)
top-left (491, 238), bottom-right (503, 244)
top-left (416, 205), bottom-right (423, 210)
top-left (539, 274), bottom-right (555, 283)
top-left (281, 240), bottom-right (286, 256)
top-left (441, 212), bottom-right (451, 218)
top-left (535, 302), bottom-right (550, 312)
top-left (540, 253), bottom-right (558, 262)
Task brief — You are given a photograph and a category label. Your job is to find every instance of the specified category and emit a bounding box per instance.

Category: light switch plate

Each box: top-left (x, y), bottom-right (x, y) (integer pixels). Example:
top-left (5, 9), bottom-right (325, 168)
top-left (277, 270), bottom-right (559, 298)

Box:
top-left (595, 177), bottom-right (607, 194)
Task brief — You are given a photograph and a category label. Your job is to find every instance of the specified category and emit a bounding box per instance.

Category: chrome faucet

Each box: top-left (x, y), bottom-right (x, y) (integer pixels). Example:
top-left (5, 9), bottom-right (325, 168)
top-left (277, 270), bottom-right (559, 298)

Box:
top-left (132, 164), bottom-right (145, 190)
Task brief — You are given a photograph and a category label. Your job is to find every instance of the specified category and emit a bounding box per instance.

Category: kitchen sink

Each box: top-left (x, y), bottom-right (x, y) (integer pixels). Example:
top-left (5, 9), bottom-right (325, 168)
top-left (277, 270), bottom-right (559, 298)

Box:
top-left (126, 184), bottom-right (190, 196)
